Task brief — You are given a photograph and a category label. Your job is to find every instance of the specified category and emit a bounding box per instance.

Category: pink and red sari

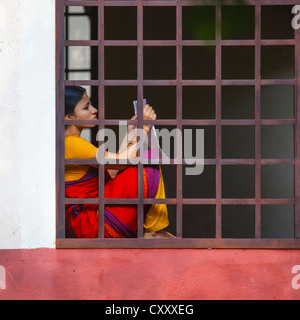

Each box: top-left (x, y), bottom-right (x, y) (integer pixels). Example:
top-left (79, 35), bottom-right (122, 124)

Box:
top-left (65, 156), bottom-right (164, 238)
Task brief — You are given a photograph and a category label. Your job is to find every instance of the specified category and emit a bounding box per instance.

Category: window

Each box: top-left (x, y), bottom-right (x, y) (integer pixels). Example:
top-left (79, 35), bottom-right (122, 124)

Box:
top-left (56, 0), bottom-right (300, 248)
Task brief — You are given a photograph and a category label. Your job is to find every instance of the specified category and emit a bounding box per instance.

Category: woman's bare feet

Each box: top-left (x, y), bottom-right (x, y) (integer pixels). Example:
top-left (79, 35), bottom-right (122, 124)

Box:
top-left (143, 230), bottom-right (176, 239)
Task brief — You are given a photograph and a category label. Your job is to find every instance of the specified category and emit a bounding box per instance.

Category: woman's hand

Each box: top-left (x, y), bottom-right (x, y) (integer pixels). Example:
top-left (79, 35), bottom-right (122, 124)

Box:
top-left (143, 104), bottom-right (156, 133)
top-left (127, 104), bottom-right (156, 143)
top-left (117, 104), bottom-right (157, 160)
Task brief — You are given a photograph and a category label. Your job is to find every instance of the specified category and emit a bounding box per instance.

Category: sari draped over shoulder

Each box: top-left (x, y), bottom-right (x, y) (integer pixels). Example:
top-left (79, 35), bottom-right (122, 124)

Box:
top-left (65, 150), bottom-right (169, 238)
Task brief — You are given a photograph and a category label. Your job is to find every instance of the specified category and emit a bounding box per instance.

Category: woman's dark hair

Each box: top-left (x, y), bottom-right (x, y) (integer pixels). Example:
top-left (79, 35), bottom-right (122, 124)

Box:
top-left (65, 86), bottom-right (86, 116)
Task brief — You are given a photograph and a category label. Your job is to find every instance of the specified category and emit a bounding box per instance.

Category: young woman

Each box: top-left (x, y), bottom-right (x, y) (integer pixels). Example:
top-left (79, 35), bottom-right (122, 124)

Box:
top-left (64, 86), bottom-right (174, 239)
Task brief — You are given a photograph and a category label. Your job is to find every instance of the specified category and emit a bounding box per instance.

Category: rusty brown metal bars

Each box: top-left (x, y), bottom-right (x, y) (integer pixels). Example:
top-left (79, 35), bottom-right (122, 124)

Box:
top-left (254, 1), bottom-right (261, 238)
top-left (215, 4), bottom-right (222, 239)
top-left (98, 0), bottom-right (105, 238)
top-left (295, 0), bottom-right (300, 238)
top-left (64, 39), bottom-right (296, 48)
top-left (137, 0), bottom-right (144, 239)
top-left (58, 0), bottom-right (300, 248)
top-left (65, 0), bottom-right (298, 6)
top-left (56, 238), bottom-right (300, 249)
top-left (56, 0), bottom-right (65, 240)
top-left (176, 0), bottom-right (183, 238)
top-left (65, 158), bottom-right (295, 166)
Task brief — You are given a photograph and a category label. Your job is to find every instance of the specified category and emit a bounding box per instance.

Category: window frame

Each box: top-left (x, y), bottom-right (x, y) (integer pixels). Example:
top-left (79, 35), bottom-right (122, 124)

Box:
top-left (56, 0), bottom-right (300, 249)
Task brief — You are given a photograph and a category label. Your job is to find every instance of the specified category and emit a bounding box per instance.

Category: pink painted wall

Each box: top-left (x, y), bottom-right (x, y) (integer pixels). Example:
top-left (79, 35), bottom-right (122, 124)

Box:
top-left (0, 248), bottom-right (299, 300)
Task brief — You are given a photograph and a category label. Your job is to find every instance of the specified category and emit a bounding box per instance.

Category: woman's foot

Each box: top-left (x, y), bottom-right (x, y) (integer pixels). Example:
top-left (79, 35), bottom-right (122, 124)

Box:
top-left (144, 230), bottom-right (176, 239)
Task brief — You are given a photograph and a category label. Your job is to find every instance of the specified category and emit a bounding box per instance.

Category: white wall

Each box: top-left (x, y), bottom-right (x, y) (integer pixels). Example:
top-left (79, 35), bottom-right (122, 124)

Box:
top-left (0, 0), bottom-right (56, 248)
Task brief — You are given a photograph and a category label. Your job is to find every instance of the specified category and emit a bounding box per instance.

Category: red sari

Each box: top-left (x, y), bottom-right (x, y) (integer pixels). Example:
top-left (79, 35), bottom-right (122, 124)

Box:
top-left (65, 164), bottom-right (162, 238)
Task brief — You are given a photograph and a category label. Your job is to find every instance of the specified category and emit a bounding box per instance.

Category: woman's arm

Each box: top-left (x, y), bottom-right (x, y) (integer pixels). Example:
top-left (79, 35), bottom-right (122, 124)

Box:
top-left (118, 114), bottom-right (138, 155)
top-left (92, 104), bottom-right (156, 179)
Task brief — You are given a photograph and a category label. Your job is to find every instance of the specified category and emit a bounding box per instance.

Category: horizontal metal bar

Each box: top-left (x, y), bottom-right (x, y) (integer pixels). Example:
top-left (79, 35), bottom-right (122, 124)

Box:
top-left (103, 119), bottom-right (179, 125)
top-left (64, 79), bottom-right (296, 86)
top-left (261, 119), bottom-right (295, 125)
top-left (104, 40), bottom-right (178, 47)
top-left (260, 198), bottom-right (295, 205)
top-left (104, 80), bottom-right (139, 85)
top-left (260, 79), bottom-right (295, 86)
top-left (64, 119), bottom-right (212, 126)
top-left (64, 198), bottom-right (213, 205)
top-left (221, 79), bottom-right (295, 86)
top-left (143, 80), bottom-right (178, 86)
top-left (222, 39), bottom-right (295, 46)
top-left (181, 0), bottom-right (296, 5)
top-left (143, 40), bottom-right (177, 46)
top-left (65, 119), bottom-right (99, 125)
top-left (82, 119), bottom-right (297, 126)
top-left (260, 159), bottom-right (294, 165)
top-left (65, 198), bottom-right (99, 204)
top-left (257, 0), bottom-right (297, 4)
top-left (65, 158), bottom-right (195, 165)
top-left (56, 238), bottom-right (300, 249)
top-left (65, 40), bottom-right (99, 46)
top-left (65, 158), bottom-right (295, 165)
top-left (64, 39), bottom-right (296, 47)
top-left (65, 198), bottom-right (178, 205)
top-left (65, 0), bottom-right (297, 7)
top-left (65, 1), bottom-right (99, 6)
top-left (221, 198), bottom-right (295, 205)
top-left (182, 40), bottom-right (216, 46)
top-left (103, 0), bottom-right (141, 6)
top-left (224, 159), bottom-right (295, 165)
top-left (65, 197), bottom-right (295, 205)
top-left (65, 158), bottom-right (99, 165)
top-left (260, 39), bottom-right (295, 46)
top-left (104, 40), bottom-right (137, 46)
top-left (222, 119), bottom-right (295, 125)
top-left (64, 119), bottom-right (296, 126)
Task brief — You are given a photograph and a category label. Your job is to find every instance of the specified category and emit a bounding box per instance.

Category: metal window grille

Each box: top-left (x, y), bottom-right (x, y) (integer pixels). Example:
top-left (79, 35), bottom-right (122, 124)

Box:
top-left (56, 0), bottom-right (300, 248)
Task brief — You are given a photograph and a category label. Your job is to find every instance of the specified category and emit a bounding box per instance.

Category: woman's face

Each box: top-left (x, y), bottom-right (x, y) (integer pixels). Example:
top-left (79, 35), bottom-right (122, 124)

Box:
top-left (66, 92), bottom-right (98, 127)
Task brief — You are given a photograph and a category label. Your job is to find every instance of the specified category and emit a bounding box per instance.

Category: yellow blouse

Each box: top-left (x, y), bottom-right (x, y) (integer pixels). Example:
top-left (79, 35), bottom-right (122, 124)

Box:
top-left (65, 135), bottom-right (97, 182)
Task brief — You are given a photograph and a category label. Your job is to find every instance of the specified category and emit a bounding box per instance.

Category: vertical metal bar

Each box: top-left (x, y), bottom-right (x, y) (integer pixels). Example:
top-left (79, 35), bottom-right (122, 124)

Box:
top-left (56, 0), bottom-right (66, 239)
top-left (294, 0), bottom-right (300, 238)
top-left (65, 6), bottom-right (69, 81)
top-left (215, 4), bottom-right (222, 238)
top-left (254, 0), bottom-right (261, 238)
top-left (137, 0), bottom-right (144, 238)
top-left (176, 0), bottom-right (183, 238)
top-left (98, 0), bottom-right (105, 238)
